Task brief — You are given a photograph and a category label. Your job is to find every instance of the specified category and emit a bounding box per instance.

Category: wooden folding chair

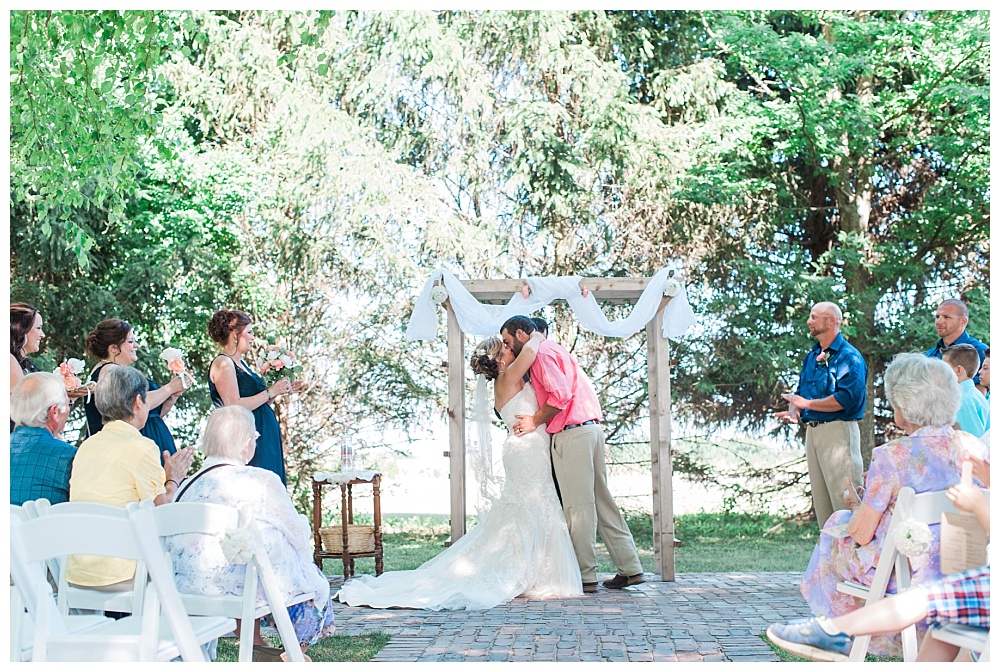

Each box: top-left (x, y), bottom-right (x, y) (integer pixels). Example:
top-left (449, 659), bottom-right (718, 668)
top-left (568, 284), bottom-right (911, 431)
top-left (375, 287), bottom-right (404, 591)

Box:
top-left (9, 503), bottom-right (234, 661)
top-left (139, 499), bottom-right (313, 662)
top-left (836, 486), bottom-right (989, 662)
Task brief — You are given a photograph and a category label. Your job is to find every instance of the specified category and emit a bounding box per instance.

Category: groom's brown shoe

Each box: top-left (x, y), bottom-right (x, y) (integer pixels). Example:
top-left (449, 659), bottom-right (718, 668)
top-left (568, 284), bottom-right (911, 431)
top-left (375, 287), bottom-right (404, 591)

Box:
top-left (582, 582), bottom-right (599, 594)
top-left (603, 573), bottom-right (645, 589)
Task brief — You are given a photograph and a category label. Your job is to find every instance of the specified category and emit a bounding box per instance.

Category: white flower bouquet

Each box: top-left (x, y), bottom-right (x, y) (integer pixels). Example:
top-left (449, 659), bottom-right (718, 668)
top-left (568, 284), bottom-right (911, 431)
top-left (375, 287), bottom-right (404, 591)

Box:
top-left (218, 527), bottom-right (257, 565)
top-left (430, 284), bottom-right (449, 304)
top-left (893, 517), bottom-right (932, 558)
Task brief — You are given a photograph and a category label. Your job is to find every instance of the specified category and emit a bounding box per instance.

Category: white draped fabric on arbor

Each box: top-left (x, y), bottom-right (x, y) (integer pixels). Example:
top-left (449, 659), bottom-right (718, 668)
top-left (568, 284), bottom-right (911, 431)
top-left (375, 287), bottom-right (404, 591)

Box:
top-left (404, 266), bottom-right (695, 581)
top-left (405, 266), bottom-right (696, 341)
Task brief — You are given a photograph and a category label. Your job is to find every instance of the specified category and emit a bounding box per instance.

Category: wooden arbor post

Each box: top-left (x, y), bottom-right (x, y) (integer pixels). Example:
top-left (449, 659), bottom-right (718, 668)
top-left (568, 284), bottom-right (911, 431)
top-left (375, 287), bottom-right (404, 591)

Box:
top-left (441, 276), bottom-right (678, 580)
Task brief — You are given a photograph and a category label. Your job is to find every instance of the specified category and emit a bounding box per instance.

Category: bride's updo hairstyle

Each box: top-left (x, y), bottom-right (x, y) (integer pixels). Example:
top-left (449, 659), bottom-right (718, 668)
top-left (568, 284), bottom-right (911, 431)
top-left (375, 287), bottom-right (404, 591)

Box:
top-left (470, 336), bottom-right (502, 381)
top-left (208, 309), bottom-right (252, 346)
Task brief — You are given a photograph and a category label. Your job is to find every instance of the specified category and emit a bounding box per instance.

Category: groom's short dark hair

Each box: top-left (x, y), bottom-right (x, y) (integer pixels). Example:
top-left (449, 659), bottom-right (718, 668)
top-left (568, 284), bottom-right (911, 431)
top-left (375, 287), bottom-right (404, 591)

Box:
top-left (501, 315), bottom-right (536, 336)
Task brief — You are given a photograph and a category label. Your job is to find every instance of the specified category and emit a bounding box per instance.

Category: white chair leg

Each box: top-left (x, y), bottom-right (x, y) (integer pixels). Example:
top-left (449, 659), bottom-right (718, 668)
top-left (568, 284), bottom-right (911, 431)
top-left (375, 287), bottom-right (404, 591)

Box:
top-left (10, 586), bottom-right (25, 662)
top-left (901, 623), bottom-right (919, 661)
top-left (238, 616), bottom-right (255, 663)
top-left (848, 634), bottom-right (871, 662)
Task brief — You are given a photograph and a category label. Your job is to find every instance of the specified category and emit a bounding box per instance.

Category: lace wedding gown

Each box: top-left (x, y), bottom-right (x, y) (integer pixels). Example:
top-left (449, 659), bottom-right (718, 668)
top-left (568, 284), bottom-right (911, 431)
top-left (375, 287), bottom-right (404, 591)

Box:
top-left (335, 382), bottom-right (582, 610)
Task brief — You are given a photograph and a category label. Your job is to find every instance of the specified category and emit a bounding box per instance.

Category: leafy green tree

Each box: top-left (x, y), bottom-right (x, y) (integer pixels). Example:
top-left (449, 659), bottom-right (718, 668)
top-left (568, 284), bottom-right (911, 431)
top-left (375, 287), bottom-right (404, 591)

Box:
top-left (657, 10), bottom-right (990, 457)
top-left (9, 10), bottom-right (189, 268)
top-left (10, 9), bottom-right (989, 517)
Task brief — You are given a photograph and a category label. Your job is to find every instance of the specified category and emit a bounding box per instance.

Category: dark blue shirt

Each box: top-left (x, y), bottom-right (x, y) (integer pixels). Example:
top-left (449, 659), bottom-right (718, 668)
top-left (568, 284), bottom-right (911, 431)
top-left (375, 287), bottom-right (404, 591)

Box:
top-left (926, 330), bottom-right (988, 387)
top-left (9, 425), bottom-right (77, 505)
top-left (794, 333), bottom-right (867, 423)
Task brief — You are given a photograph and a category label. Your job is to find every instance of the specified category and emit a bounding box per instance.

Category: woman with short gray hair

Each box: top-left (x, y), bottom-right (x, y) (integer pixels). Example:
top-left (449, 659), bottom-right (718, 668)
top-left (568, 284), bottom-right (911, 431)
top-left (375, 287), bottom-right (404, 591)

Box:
top-left (65, 365), bottom-right (195, 592)
top-left (884, 353), bottom-right (962, 428)
top-left (168, 405), bottom-right (335, 661)
top-left (799, 352), bottom-right (989, 657)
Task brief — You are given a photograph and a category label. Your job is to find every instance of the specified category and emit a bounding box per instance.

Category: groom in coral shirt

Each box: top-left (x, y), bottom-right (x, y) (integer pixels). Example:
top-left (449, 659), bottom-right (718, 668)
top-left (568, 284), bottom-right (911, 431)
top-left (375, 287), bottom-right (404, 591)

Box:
top-left (501, 315), bottom-right (644, 593)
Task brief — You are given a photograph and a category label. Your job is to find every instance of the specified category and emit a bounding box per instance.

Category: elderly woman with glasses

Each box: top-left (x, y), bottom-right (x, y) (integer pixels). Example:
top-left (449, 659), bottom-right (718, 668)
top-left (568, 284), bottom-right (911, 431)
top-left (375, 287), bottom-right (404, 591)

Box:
top-left (66, 365), bottom-right (194, 592)
top-left (799, 353), bottom-right (989, 657)
top-left (167, 405), bottom-right (335, 661)
top-left (83, 318), bottom-right (187, 460)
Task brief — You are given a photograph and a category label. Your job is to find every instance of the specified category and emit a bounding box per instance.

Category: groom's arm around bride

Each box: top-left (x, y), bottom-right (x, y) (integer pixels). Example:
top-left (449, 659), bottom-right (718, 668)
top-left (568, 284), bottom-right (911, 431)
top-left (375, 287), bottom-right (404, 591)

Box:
top-left (501, 316), bottom-right (645, 593)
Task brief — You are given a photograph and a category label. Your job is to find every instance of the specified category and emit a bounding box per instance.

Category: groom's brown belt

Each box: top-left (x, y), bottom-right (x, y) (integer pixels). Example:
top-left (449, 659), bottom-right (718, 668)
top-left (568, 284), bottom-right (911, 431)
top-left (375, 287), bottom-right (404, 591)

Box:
top-left (563, 419), bottom-right (600, 431)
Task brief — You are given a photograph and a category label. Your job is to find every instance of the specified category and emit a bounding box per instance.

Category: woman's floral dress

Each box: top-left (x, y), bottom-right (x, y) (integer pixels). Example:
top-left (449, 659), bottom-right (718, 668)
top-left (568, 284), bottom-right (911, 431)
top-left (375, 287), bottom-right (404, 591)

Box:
top-left (167, 458), bottom-right (335, 647)
top-left (800, 425), bottom-right (988, 656)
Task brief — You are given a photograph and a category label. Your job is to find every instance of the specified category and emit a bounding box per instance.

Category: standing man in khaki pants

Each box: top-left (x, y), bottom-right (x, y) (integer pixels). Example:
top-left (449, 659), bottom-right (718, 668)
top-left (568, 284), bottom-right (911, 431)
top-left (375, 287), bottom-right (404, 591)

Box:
top-left (502, 315), bottom-right (643, 593)
top-left (775, 302), bottom-right (868, 527)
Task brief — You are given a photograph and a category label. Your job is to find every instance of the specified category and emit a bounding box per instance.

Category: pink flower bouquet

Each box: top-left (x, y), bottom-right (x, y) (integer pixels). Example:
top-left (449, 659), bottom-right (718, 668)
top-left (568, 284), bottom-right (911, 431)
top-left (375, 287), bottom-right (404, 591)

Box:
top-left (54, 358), bottom-right (85, 391)
top-left (256, 342), bottom-right (302, 383)
top-left (160, 347), bottom-right (193, 388)
top-left (54, 358), bottom-right (95, 401)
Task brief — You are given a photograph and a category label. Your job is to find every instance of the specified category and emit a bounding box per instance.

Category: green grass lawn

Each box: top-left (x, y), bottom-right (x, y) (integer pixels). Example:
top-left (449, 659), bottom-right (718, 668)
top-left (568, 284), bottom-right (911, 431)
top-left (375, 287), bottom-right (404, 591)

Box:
top-left (214, 631), bottom-right (389, 663)
top-left (218, 510), bottom-right (823, 662)
top-left (322, 510), bottom-right (821, 578)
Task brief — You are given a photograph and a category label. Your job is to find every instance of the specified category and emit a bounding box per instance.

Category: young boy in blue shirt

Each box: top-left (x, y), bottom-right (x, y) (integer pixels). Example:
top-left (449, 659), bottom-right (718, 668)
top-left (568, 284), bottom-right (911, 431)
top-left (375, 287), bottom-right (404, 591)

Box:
top-left (943, 344), bottom-right (990, 437)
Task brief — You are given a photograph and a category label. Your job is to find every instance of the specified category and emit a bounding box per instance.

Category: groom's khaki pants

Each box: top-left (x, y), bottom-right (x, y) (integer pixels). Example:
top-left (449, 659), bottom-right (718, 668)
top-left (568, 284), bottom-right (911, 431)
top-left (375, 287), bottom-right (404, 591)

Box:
top-left (551, 424), bottom-right (643, 584)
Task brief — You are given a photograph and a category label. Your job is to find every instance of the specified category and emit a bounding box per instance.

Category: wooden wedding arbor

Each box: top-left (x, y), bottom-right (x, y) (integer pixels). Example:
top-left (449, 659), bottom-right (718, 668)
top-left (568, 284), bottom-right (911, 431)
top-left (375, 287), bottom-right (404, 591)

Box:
top-left (440, 276), bottom-right (679, 581)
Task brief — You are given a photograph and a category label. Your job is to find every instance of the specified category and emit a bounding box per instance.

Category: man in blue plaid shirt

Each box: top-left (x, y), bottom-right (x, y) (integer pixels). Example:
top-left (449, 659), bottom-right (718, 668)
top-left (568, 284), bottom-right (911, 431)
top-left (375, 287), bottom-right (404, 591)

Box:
top-left (10, 372), bottom-right (77, 505)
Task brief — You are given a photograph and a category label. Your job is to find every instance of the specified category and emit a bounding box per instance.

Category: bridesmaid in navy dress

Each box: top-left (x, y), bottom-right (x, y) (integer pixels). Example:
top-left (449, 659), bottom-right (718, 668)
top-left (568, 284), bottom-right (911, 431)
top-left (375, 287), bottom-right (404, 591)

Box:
top-left (83, 318), bottom-right (186, 459)
top-left (207, 309), bottom-right (300, 485)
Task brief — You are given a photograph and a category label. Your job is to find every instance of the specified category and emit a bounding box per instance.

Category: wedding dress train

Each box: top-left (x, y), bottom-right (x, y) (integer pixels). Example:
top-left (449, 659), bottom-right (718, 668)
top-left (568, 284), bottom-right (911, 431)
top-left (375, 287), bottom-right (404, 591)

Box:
top-left (335, 383), bottom-right (582, 610)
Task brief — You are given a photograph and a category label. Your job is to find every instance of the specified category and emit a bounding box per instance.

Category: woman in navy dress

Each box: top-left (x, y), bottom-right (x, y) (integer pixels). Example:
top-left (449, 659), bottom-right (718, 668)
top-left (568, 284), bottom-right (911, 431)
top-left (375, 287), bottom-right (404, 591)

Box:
top-left (207, 309), bottom-right (300, 485)
top-left (83, 318), bottom-right (186, 459)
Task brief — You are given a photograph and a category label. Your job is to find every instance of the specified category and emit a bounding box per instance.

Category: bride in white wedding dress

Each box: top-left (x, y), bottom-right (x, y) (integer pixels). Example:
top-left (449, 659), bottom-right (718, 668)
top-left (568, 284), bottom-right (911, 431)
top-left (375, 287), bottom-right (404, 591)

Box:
top-left (335, 332), bottom-right (582, 610)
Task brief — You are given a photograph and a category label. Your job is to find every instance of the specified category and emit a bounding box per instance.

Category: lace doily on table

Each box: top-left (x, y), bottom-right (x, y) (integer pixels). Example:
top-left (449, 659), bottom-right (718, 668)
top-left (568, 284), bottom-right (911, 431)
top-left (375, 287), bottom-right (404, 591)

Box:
top-left (313, 470), bottom-right (381, 485)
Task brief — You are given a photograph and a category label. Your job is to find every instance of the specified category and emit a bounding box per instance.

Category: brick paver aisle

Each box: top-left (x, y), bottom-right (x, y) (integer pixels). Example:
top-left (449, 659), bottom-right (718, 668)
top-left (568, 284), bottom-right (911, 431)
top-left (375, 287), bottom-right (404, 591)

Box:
top-left (332, 572), bottom-right (811, 663)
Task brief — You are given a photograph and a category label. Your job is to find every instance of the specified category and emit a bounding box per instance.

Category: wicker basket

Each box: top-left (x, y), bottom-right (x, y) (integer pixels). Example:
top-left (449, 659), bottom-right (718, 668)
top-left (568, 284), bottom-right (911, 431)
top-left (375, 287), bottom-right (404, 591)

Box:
top-left (319, 524), bottom-right (375, 554)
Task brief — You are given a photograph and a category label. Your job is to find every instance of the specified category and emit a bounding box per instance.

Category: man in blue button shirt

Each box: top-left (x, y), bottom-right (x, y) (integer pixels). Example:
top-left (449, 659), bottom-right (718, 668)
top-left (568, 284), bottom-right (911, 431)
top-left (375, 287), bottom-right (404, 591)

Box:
top-left (10, 371), bottom-right (77, 505)
top-left (775, 302), bottom-right (867, 527)
top-left (926, 298), bottom-right (988, 392)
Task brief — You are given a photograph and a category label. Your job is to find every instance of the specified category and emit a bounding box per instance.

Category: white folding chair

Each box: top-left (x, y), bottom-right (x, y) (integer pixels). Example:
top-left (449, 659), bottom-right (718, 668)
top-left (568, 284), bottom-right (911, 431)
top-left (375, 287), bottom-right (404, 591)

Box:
top-left (836, 486), bottom-right (990, 662)
top-left (12, 503), bottom-right (110, 661)
top-left (141, 499), bottom-right (313, 662)
top-left (931, 624), bottom-right (991, 662)
top-left (26, 499), bottom-right (148, 618)
top-left (9, 503), bottom-right (234, 661)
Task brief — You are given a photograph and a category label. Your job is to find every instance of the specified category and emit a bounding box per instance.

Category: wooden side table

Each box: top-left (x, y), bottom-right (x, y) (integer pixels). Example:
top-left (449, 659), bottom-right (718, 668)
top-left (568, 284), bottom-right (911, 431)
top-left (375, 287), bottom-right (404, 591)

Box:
top-left (312, 472), bottom-right (383, 580)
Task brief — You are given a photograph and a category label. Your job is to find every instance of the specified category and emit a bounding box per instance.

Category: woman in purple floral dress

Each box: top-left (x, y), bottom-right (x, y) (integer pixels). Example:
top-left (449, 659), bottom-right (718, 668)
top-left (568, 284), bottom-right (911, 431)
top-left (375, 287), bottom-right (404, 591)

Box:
top-left (800, 353), bottom-right (989, 657)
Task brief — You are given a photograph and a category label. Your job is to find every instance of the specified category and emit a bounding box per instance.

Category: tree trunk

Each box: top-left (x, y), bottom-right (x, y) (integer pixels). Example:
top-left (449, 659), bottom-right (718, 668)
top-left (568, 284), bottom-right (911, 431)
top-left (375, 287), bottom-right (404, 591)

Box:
top-left (826, 19), bottom-right (877, 460)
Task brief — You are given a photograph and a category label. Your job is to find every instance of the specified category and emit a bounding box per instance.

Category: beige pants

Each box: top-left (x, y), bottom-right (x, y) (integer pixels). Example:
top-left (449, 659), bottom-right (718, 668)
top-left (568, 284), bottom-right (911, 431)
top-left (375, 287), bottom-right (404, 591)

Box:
top-left (805, 420), bottom-right (863, 528)
top-left (551, 424), bottom-right (643, 583)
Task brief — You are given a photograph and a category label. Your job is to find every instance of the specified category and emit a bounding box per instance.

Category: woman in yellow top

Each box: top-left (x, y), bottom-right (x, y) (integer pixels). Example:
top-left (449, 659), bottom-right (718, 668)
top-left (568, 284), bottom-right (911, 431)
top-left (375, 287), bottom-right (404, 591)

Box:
top-left (66, 365), bottom-right (194, 590)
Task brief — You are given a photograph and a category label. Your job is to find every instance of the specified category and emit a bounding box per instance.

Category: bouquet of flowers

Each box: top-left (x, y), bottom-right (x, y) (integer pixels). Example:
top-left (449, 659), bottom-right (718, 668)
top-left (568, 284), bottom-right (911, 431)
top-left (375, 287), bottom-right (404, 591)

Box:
top-left (893, 517), bottom-right (932, 558)
top-left (54, 357), bottom-right (97, 401)
top-left (53, 358), bottom-right (85, 391)
top-left (257, 343), bottom-right (302, 383)
top-left (218, 526), bottom-right (257, 565)
top-left (160, 347), bottom-right (193, 388)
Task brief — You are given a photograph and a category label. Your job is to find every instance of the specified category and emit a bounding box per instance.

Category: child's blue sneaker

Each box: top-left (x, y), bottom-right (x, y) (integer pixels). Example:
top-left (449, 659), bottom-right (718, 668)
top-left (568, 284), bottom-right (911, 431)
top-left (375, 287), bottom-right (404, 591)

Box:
top-left (766, 617), bottom-right (853, 662)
